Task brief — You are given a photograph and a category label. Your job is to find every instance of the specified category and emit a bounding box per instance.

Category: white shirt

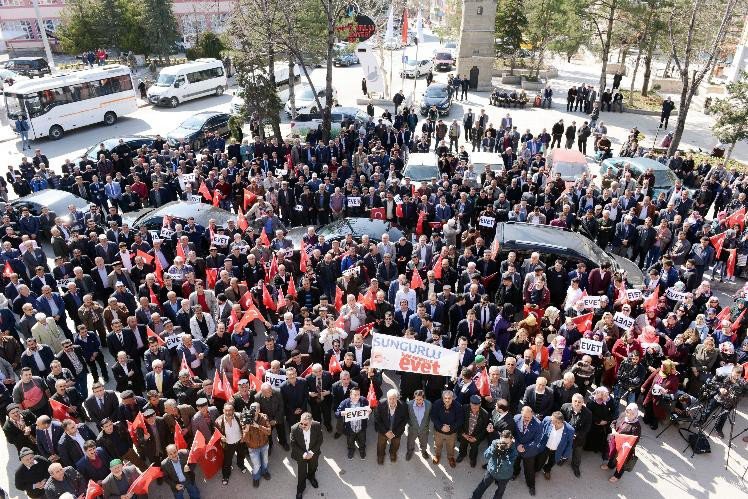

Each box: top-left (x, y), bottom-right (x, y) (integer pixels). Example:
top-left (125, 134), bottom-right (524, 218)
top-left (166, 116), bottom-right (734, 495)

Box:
top-left (546, 425), bottom-right (564, 451)
top-left (223, 416), bottom-right (242, 444)
top-left (302, 428), bottom-right (311, 450)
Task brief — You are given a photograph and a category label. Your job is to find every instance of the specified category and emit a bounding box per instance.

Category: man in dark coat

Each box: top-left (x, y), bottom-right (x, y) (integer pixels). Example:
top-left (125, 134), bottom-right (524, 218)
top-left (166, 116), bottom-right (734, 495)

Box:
top-left (290, 412), bottom-right (323, 499)
top-left (372, 388), bottom-right (409, 464)
top-left (560, 393), bottom-right (592, 477)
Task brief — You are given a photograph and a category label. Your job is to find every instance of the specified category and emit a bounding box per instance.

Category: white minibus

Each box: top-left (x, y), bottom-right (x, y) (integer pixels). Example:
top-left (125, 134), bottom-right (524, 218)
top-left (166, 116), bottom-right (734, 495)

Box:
top-left (147, 58), bottom-right (227, 107)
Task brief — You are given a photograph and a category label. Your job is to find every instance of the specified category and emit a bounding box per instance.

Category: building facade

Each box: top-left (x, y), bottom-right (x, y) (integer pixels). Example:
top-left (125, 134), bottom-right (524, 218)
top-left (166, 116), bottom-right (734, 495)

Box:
top-left (455, 0), bottom-right (496, 91)
top-left (0, 0), bottom-right (236, 53)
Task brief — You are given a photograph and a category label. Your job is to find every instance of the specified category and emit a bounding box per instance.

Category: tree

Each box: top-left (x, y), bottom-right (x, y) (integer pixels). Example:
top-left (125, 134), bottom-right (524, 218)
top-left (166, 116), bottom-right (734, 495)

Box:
top-left (141, 0), bottom-right (181, 60)
top-left (581, 0), bottom-right (623, 100)
top-left (495, 0), bottom-right (527, 74)
top-left (56, 0), bottom-right (108, 53)
top-left (710, 72), bottom-right (748, 161)
top-left (187, 32), bottom-right (226, 60)
top-left (57, 0), bottom-right (149, 55)
top-left (666, 0), bottom-right (741, 156)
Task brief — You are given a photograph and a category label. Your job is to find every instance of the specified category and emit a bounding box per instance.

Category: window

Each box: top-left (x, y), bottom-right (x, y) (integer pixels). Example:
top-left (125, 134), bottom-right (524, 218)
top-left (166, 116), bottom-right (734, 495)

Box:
top-left (21, 73), bottom-right (133, 116)
top-left (186, 66), bottom-right (223, 83)
top-left (0, 0), bottom-right (26, 7)
top-left (1, 20), bottom-right (34, 39)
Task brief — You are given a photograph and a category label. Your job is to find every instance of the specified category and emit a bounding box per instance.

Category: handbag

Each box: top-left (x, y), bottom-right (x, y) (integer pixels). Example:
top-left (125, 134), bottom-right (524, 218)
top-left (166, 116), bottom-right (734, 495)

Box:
top-left (623, 455), bottom-right (638, 472)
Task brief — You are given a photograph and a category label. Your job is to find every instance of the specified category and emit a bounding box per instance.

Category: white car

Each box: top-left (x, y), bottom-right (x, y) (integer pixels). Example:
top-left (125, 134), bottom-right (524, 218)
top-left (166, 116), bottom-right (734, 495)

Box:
top-left (284, 84), bottom-right (338, 116)
top-left (400, 59), bottom-right (434, 78)
top-left (0, 68), bottom-right (27, 91)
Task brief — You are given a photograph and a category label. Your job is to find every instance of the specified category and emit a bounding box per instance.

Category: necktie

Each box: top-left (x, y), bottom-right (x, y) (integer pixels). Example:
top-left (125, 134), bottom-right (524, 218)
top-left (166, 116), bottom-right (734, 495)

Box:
top-left (45, 429), bottom-right (52, 451)
top-left (469, 321), bottom-right (473, 337)
top-left (98, 397), bottom-right (104, 409)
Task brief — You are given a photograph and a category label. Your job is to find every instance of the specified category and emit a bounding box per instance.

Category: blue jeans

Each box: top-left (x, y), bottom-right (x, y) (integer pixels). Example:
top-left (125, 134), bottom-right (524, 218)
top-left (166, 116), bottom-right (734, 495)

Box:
top-left (248, 444), bottom-right (269, 480)
top-left (614, 385), bottom-right (638, 406)
top-left (19, 130), bottom-right (29, 149)
top-left (471, 472), bottom-right (509, 499)
top-left (174, 482), bottom-right (200, 499)
top-left (644, 246), bottom-right (661, 270)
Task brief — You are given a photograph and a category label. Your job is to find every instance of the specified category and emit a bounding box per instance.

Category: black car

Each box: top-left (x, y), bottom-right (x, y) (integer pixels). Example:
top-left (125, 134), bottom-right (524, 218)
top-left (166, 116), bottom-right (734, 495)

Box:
top-left (493, 222), bottom-right (644, 285)
top-left (3, 57), bottom-right (51, 78)
top-left (283, 217), bottom-right (405, 250)
top-left (166, 111), bottom-right (231, 151)
top-left (419, 83), bottom-right (452, 116)
top-left (84, 136), bottom-right (155, 162)
top-left (122, 201), bottom-right (235, 231)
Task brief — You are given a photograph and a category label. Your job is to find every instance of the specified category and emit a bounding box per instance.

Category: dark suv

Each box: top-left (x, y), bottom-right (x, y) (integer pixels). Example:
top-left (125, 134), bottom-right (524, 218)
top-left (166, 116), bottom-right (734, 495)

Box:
top-left (4, 57), bottom-right (51, 78)
top-left (166, 111), bottom-right (231, 150)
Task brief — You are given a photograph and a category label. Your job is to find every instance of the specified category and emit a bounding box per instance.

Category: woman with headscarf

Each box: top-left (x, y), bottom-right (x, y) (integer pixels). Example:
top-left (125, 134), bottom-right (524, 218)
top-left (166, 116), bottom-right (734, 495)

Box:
top-left (541, 306), bottom-right (561, 339)
top-left (641, 359), bottom-right (679, 430)
top-left (610, 330), bottom-right (643, 374)
top-left (584, 386), bottom-right (618, 457)
top-left (601, 403), bottom-right (641, 482)
top-left (689, 314), bottom-right (711, 342)
top-left (718, 341), bottom-right (737, 367)
top-left (690, 335), bottom-right (718, 395)
top-left (642, 343), bottom-right (664, 375)
top-left (547, 335), bottom-right (571, 382)
top-left (692, 281), bottom-right (713, 314)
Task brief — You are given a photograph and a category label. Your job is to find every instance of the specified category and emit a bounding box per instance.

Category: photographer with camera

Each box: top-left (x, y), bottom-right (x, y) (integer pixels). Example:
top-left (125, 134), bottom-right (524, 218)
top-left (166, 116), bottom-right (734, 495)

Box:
top-left (240, 401), bottom-right (272, 488)
top-left (470, 429), bottom-right (517, 499)
top-left (701, 364), bottom-right (746, 438)
top-left (614, 351), bottom-right (646, 405)
top-left (641, 360), bottom-right (679, 431)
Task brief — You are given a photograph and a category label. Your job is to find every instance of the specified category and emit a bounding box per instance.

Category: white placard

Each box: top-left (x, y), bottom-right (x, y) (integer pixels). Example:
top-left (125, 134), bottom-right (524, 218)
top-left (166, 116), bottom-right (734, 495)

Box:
top-left (212, 235), bottom-right (230, 246)
top-left (342, 267), bottom-right (360, 277)
top-left (160, 227), bottom-right (175, 238)
top-left (665, 287), bottom-right (689, 302)
top-left (582, 296), bottom-right (602, 309)
top-left (148, 231), bottom-right (163, 243)
top-left (188, 195), bottom-right (203, 203)
top-left (370, 332), bottom-right (459, 377)
top-left (264, 371), bottom-right (287, 388)
top-left (165, 333), bottom-right (185, 349)
top-left (579, 338), bottom-right (604, 356)
top-left (347, 197), bottom-right (361, 207)
top-left (57, 278), bottom-right (73, 289)
top-left (182, 173), bottom-right (195, 183)
top-left (343, 406), bottom-right (372, 422)
top-left (294, 204), bottom-right (304, 211)
top-left (625, 289), bottom-right (643, 301)
top-left (479, 216), bottom-right (495, 228)
top-left (166, 272), bottom-right (182, 281)
top-left (613, 312), bottom-right (635, 331)
top-left (275, 168), bottom-right (288, 176)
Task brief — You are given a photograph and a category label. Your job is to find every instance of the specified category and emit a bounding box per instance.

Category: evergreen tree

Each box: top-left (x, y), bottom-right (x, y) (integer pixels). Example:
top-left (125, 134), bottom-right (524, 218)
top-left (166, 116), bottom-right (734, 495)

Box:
top-left (142, 0), bottom-right (181, 60)
top-left (495, 0), bottom-right (528, 74)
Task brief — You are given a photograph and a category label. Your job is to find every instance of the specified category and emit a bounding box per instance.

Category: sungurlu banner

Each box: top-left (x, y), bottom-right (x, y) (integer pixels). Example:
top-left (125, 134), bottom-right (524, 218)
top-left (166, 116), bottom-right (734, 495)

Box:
top-left (370, 332), bottom-right (459, 378)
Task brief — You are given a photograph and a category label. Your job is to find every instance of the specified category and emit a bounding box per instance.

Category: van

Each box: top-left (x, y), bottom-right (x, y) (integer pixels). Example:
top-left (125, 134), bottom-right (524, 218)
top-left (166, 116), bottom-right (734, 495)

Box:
top-left (4, 57), bottom-right (51, 78)
top-left (147, 58), bottom-right (227, 107)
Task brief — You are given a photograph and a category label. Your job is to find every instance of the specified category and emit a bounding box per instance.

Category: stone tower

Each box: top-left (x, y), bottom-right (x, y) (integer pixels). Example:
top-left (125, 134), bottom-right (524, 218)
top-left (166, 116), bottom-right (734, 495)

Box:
top-left (456, 0), bottom-right (497, 91)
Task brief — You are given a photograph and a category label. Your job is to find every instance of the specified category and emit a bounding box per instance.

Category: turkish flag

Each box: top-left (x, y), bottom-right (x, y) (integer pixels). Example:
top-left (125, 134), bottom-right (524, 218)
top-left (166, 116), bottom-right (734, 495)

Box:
top-left (300, 245), bottom-right (310, 273)
top-left (131, 411), bottom-right (149, 439)
top-left (255, 361), bottom-right (269, 382)
top-left (328, 354), bottom-right (342, 375)
top-left (237, 207), bottom-right (249, 232)
top-left (401, 8), bottom-right (409, 44)
top-left (362, 289), bottom-right (376, 311)
top-left (153, 256), bottom-right (164, 286)
top-left (643, 285), bottom-right (659, 311)
top-left (491, 239), bottom-right (500, 260)
top-left (85, 479), bottom-right (104, 499)
top-left (239, 290), bottom-right (253, 310)
top-left (188, 430), bottom-right (206, 464)
top-left (176, 242), bottom-right (186, 259)
top-left (287, 276), bottom-right (297, 297)
top-left (355, 322), bottom-right (375, 339)
top-left (410, 268), bottom-right (424, 289)
top-left (180, 352), bottom-right (195, 377)
top-left (572, 312), bottom-right (593, 333)
top-left (174, 421), bottom-right (188, 450)
top-left (710, 232), bottom-right (727, 259)
top-left (200, 429), bottom-right (224, 480)
top-left (716, 306), bottom-right (731, 323)
top-left (728, 206), bottom-right (746, 231)
top-left (259, 227), bottom-right (271, 247)
top-left (395, 202), bottom-right (404, 218)
top-left (476, 367), bottom-right (491, 397)
top-left (301, 364), bottom-right (313, 377)
top-left (146, 326), bottom-right (165, 347)
top-left (212, 369), bottom-right (228, 400)
top-left (232, 368), bottom-right (242, 392)
top-left (136, 250), bottom-right (154, 265)
top-left (416, 210), bottom-right (426, 235)
top-left (49, 398), bottom-right (72, 422)
top-left (614, 434), bottom-right (638, 472)
top-left (2, 260), bottom-right (12, 278)
top-left (371, 207), bottom-right (385, 220)
top-left (433, 256), bottom-right (443, 279)
top-left (206, 268), bottom-right (218, 289)
top-left (429, 222), bottom-right (443, 231)
top-left (197, 182), bottom-right (213, 202)
top-left (222, 371), bottom-right (234, 399)
top-left (731, 309), bottom-right (746, 334)
top-left (243, 188), bottom-right (256, 211)
top-left (243, 305), bottom-right (266, 325)
top-left (212, 190), bottom-right (222, 208)
top-left (334, 286), bottom-right (343, 311)
top-left (480, 272), bottom-right (499, 287)
top-left (262, 282), bottom-right (276, 311)
top-left (128, 464), bottom-right (164, 495)
top-left (268, 254), bottom-right (279, 281)
top-left (277, 290), bottom-right (287, 310)
top-left (727, 248), bottom-right (737, 278)
top-left (367, 382), bottom-right (379, 408)
top-left (248, 372), bottom-right (263, 391)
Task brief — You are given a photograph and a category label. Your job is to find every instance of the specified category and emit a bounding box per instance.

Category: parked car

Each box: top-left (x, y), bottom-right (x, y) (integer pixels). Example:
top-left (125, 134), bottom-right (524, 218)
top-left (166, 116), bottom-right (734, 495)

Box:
top-left (401, 153), bottom-right (440, 184)
top-left (290, 106), bottom-right (371, 137)
top-left (284, 83), bottom-right (338, 116)
top-left (333, 53), bottom-right (360, 67)
top-left (166, 111), bottom-right (231, 150)
top-left (0, 68), bottom-right (27, 90)
top-left (284, 218), bottom-right (405, 249)
top-left (494, 222), bottom-right (644, 285)
top-left (3, 57), bottom-right (51, 78)
top-left (546, 148), bottom-right (591, 187)
top-left (599, 156), bottom-right (684, 199)
top-left (442, 41), bottom-right (459, 58)
top-left (122, 201), bottom-right (234, 231)
top-left (469, 151), bottom-right (504, 172)
top-left (10, 189), bottom-right (90, 229)
top-left (400, 58), bottom-right (434, 78)
top-left (432, 51), bottom-right (455, 71)
top-left (419, 83), bottom-right (452, 116)
top-left (83, 136), bottom-right (155, 162)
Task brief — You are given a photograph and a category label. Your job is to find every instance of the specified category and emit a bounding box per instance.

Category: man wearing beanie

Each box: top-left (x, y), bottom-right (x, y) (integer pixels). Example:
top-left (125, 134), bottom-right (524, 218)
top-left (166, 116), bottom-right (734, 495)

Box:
top-left (14, 447), bottom-right (50, 498)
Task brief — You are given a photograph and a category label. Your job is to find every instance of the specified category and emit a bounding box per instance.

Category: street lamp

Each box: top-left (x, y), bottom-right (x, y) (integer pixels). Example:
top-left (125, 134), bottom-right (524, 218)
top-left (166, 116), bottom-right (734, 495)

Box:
top-left (31, 0), bottom-right (56, 71)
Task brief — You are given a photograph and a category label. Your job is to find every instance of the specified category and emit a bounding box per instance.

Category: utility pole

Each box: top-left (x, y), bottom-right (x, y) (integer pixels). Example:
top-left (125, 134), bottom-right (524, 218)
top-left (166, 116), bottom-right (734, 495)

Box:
top-left (31, 0), bottom-right (55, 70)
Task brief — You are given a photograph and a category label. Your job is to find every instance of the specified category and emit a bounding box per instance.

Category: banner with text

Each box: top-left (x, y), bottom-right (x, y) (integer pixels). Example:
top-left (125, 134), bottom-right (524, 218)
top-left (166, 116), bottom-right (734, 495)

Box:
top-left (370, 333), bottom-right (459, 377)
top-left (579, 338), bottom-right (604, 356)
top-left (613, 312), bottom-right (635, 331)
top-left (343, 406), bottom-right (372, 422)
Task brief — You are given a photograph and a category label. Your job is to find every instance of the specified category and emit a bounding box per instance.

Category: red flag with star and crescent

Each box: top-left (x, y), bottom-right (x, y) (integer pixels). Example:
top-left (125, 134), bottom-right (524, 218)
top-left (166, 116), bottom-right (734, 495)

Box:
top-left (615, 434), bottom-right (638, 472)
top-left (710, 232), bottom-right (726, 259)
top-left (127, 465), bottom-right (164, 495)
top-left (197, 182), bottom-right (212, 202)
top-left (476, 367), bottom-right (490, 397)
top-left (174, 421), bottom-right (188, 450)
top-left (85, 479), bottom-right (104, 499)
top-left (727, 206), bottom-right (746, 231)
top-left (572, 313), bottom-right (593, 333)
top-left (146, 326), bottom-right (165, 347)
top-left (433, 256), bottom-right (443, 279)
top-left (200, 430), bottom-right (224, 479)
top-left (643, 285), bottom-right (659, 311)
top-left (367, 382), bottom-right (378, 408)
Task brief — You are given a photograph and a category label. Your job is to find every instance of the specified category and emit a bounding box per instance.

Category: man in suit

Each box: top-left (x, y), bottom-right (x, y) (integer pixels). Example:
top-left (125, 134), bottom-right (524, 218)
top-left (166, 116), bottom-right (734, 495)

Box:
top-left (111, 351), bottom-right (145, 393)
top-left (346, 333), bottom-right (371, 367)
top-left (521, 377), bottom-right (555, 419)
top-left (512, 406), bottom-right (544, 496)
top-left (406, 389), bottom-right (432, 460)
top-left (106, 320), bottom-right (139, 362)
top-left (613, 215), bottom-right (637, 258)
top-left (535, 411), bottom-right (575, 481)
top-left (330, 370), bottom-right (357, 437)
top-left (305, 363), bottom-right (334, 432)
top-left (457, 394), bottom-right (490, 467)
top-left (101, 459), bottom-right (141, 498)
top-left (372, 388), bottom-right (409, 464)
top-left (295, 322), bottom-right (324, 365)
top-left (145, 360), bottom-right (176, 399)
top-left (136, 408), bottom-right (170, 465)
top-left (560, 393), bottom-right (592, 477)
top-left (161, 444), bottom-right (200, 499)
top-left (290, 412), bottom-right (323, 499)
top-left (57, 419), bottom-right (97, 467)
top-left (34, 415), bottom-right (64, 460)
top-left (452, 337), bottom-right (476, 371)
top-left (84, 383), bottom-right (119, 426)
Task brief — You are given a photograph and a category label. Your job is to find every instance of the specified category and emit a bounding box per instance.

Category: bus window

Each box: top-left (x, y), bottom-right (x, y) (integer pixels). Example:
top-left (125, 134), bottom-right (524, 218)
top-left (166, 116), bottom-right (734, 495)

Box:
top-left (25, 94), bottom-right (44, 118)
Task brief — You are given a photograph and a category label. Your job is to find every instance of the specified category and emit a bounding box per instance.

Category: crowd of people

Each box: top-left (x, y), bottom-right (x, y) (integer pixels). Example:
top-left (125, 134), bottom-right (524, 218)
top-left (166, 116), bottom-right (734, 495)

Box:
top-left (0, 88), bottom-right (747, 499)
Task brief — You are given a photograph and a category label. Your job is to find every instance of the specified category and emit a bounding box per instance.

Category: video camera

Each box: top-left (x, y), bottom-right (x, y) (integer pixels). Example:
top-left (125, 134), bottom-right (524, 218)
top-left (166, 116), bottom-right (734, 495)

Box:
top-left (240, 405), bottom-right (257, 426)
